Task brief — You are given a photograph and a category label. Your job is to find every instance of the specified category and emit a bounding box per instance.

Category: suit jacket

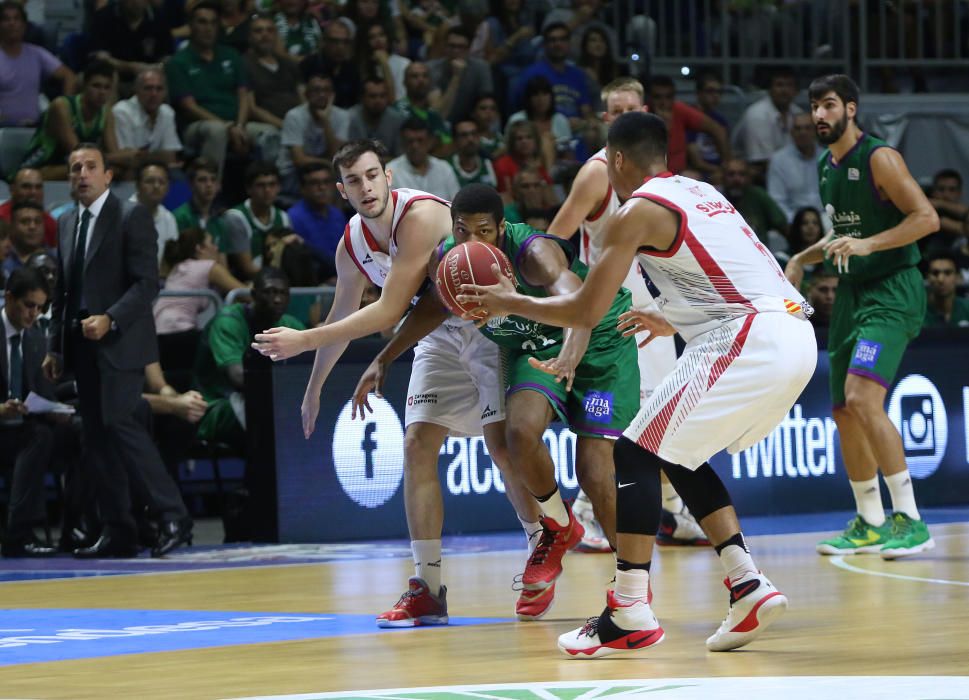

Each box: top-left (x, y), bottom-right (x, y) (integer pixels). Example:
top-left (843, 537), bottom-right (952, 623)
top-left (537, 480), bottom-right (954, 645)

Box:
top-left (0, 323), bottom-right (54, 403)
top-left (50, 192), bottom-right (160, 371)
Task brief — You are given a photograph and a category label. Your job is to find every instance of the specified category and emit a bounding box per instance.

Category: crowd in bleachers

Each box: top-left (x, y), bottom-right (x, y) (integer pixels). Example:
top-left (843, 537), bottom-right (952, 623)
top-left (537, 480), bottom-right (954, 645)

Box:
top-left (1, 0), bottom-right (968, 556)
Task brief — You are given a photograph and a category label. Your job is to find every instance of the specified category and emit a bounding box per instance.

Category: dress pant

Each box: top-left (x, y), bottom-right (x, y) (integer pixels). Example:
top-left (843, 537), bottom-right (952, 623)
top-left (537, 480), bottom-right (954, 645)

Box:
top-left (0, 419), bottom-right (54, 541)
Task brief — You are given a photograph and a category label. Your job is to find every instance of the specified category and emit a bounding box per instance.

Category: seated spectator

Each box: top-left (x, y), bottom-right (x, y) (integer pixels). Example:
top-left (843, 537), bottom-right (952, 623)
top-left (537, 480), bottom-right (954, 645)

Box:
top-left (0, 168), bottom-right (57, 247)
top-left (263, 230), bottom-right (321, 326)
top-left (648, 75), bottom-right (728, 175)
top-left (0, 267), bottom-right (62, 557)
top-left (288, 163), bottom-right (346, 282)
top-left (142, 360), bottom-right (208, 484)
top-left (687, 71), bottom-right (729, 178)
top-left (767, 113), bottom-right (824, 223)
top-left (449, 120), bottom-right (497, 187)
top-left (132, 159), bottom-right (179, 268)
top-left (722, 158), bottom-right (788, 249)
top-left (277, 72), bottom-right (349, 197)
top-left (299, 18), bottom-right (360, 108)
top-left (193, 267), bottom-right (304, 451)
top-left (543, 0), bottom-right (617, 65)
top-left (578, 26), bottom-right (619, 110)
top-left (20, 60), bottom-right (127, 179)
top-left (360, 22), bottom-right (410, 102)
top-left (218, 0), bottom-right (252, 55)
top-left (482, 0), bottom-right (536, 99)
top-left (427, 27), bottom-right (493, 125)
top-left (508, 76), bottom-right (573, 168)
top-left (494, 120), bottom-right (552, 194)
top-left (112, 67), bottom-right (183, 171)
top-left (0, 1), bottom-right (76, 127)
top-left (166, 1), bottom-right (271, 176)
top-left (470, 92), bottom-right (503, 159)
top-left (25, 251), bottom-right (56, 336)
top-left (503, 167), bottom-right (553, 223)
top-left (173, 158), bottom-right (228, 251)
top-left (155, 227), bottom-right (245, 342)
top-left (395, 61), bottom-right (451, 153)
top-left (924, 168), bottom-right (969, 253)
top-left (274, 0), bottom-right (322, 58)
top-left (89, 0), bottom-right (174, 88)
top-left (924, 251), bottom-right (969, 328)
top-left (245, 14), bottom-right (303, 131)
top-left (224, 162), bottom-right (292, 280)
top-left (2, 202), bottom-right (49, 277)
top-left (387, 118), bottom-right (460, 200)
top-left (510, 23), bottom-right (592, 129)
top-left (732, 66), bottom-right (802, 184)
top-left (347, 78), bottom-right (406, 157)
top-left (807, 271), bottom-right (838, 330)
top-left (787, 206), bottom-right (824, 277)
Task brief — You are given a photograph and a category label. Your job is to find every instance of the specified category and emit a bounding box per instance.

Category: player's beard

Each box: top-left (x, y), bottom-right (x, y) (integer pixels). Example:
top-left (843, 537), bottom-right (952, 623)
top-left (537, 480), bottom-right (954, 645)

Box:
top-left (358, 188), bottom-right (390, 220)
top-left (816, 112), bottom-right (848, 145)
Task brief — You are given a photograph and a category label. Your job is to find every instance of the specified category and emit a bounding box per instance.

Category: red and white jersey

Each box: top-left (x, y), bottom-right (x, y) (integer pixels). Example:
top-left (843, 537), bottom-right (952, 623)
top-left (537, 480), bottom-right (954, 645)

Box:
top-left (343, 188), bottom-right (449, 288)
top-left (580, 148), bottom-right (653, 309)
top-left (630, 172), bottom-right (807, 342)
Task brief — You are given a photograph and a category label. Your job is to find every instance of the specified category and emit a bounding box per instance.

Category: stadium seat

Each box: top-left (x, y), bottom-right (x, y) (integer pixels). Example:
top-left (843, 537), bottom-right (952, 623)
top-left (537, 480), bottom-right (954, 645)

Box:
top-left (0, 128), bottom-right (35, 180)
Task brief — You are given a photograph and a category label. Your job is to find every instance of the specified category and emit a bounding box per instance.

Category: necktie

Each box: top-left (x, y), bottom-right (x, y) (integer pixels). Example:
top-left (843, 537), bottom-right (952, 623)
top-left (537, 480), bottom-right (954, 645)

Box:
top-left (68, 209), bottom-right (92, 320)
top-left (9, 333), bottom-right (22, 401)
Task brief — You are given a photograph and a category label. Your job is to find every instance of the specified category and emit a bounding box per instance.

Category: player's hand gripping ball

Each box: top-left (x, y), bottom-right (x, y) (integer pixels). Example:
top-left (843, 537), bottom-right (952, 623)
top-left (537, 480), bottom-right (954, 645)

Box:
top-left (435, 241), bottom-right (514, 318)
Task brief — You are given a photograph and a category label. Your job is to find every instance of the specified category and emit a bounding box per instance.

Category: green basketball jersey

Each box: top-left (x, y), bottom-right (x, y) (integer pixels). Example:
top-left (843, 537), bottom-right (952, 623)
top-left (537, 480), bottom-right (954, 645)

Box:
top-left (440, 222), bottom-right (632, 352)
top-left (818, 133), bottom-right (920, 282)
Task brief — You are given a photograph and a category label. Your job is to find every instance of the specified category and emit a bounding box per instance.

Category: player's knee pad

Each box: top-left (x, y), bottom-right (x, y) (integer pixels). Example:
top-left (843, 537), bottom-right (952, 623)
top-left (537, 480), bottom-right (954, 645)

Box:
top-left (613, 436), bottom-right (662, 536)
top-left (661, 461), bottom-right (733, 522)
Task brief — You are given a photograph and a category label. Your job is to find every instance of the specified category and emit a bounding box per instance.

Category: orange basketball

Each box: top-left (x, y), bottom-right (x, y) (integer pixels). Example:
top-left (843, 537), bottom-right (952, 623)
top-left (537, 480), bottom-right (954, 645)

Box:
top-left (435, 241), bottom-right (514, 317)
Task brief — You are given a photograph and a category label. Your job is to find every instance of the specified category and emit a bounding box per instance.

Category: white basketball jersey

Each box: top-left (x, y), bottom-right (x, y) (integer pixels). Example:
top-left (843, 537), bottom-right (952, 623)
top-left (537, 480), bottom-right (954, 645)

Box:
top-left (343, 188), bottom-right (449, 288)
top-left (630, 173), bottom-right (808, 342)
top-left (579, 148), bottom-right (653, 309)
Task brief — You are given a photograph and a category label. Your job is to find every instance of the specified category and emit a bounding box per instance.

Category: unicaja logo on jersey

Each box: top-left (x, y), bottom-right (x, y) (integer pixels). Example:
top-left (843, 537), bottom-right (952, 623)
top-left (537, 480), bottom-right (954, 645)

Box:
top-left (331, 398), bottom-right (404, 508)
top-left (887, 374), bottom-right (948, 479)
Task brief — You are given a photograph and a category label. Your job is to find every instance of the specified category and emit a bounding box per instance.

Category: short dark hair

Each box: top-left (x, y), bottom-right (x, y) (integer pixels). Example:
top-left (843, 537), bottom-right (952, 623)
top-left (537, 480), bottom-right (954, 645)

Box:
top-left (648, 75), bottom-right (675, 92)
top-left (451, 183), bottom-right (504, 227)
top-left (808, 74), bottom-right (860, 109)
top-left (10, 200), bottom-right (44, 217)
top-left (769, 65), bottom-right (797, 85)
top-left (136, 157), bottom-right (169, 182)
top-left (695, 70), bottom-right (721, 91)
top-left (926, 250), bottom-right (960, 269)
top-left (254, 265), bottom-right (290, 292)
top-left (446, 26), bottom-right (471, 43)
top-left (400, 116), bottom-right (431, 135)
top-left (68, 142), bottom-right (108, 168)
top-left (297, 161), bottom-right (334, 185)
top-left (543, 21), bottom-right (570, 40)
top-left (933, 168), bottom-right (963, 188)
top-left (83, 59), bottom-right (116, 83)
top-left (0, 1), bottom-right (27, 23)
top-left (607, 111), bottom-right (668, 168)
top-left (332, 139), bottom-right (389, 180)
top-left (189, 0), bottom-right (220, 18)
top-left (5, 266), bottom-right (49, 300)
top-left (245, 161), bottom-right (280, 187)
top-left (187, 157), bottom-right (218, 180)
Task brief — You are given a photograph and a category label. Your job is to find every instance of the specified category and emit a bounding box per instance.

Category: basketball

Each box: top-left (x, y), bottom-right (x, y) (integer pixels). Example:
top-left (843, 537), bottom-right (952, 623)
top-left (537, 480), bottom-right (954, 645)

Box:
top-left (435, 241), bottom-right (514, 317)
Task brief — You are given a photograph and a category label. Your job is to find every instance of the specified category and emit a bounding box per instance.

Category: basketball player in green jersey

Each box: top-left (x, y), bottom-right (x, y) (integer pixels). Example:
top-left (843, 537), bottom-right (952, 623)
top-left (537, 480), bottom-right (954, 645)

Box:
top-left (786, 74), bottom-right (937, 558)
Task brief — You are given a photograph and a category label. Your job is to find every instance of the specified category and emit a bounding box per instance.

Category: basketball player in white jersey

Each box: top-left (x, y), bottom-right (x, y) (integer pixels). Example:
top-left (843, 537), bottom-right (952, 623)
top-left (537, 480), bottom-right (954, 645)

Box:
top-left (459, 112), bottom-right (817, 657)
top-left (547, 77), bottom-right (707, 550)
top-left (252, 140), bottom-right (542, 627)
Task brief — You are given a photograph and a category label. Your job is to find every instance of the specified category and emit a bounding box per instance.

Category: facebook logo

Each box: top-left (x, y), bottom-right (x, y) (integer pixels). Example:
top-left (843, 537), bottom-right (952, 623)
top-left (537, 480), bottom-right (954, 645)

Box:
top-left (331, 398), bottom-right (405, 509)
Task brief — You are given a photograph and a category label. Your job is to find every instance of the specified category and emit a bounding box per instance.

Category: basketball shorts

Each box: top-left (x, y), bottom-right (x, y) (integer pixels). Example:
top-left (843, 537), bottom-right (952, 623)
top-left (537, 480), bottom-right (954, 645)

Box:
top-left (506, 328), bottom-right (640, 439)
top-left (623, 312), bottom-right (817, 469)
top-left (827, 266), bottom-right (925, 406)
top-left (625, 268), bottom-right (677, 402)
top-left (405, 319), bottom-right (505, 437)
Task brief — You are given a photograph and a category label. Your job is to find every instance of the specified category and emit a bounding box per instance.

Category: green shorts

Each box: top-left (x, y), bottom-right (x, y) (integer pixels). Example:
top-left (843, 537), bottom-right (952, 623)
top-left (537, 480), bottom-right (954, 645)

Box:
top-left (505, 331), bottom-right (640, 438)
top-left (828, 265), bottom-right (925, 406)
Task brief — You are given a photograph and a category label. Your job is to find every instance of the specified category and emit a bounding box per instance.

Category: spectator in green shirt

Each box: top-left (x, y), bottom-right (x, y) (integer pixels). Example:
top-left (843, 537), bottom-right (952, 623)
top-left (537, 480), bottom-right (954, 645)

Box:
top-left (924, 251), bottom-right (969, 328)
top-left (722, 157), bottom-right (789, 251)
top-left (165, 1), bottom-right (276, 175)
top-left (173, 158), bottom-right (228, 252)
top-left (193, 267), bottom-right (305, 450)
top-left (395, 61), bottom-right (452, 155)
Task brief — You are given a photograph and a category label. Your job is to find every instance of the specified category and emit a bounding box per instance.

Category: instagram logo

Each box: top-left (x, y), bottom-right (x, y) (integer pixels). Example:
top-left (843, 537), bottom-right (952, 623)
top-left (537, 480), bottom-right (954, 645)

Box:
top-left (888, 375), bottom-right (948, 479)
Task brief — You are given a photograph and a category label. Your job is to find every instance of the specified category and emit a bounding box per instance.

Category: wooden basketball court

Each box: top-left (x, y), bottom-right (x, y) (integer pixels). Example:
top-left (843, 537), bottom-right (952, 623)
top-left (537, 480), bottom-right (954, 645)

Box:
top-left (1, 521), bottom-right (967, 699)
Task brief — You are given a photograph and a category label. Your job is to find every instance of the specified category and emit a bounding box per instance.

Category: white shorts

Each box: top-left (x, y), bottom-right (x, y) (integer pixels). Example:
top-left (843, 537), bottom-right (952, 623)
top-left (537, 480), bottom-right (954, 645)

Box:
top-left (405, 320), bottom-right (504, 437)
top-left (627, 281), bottom-right (677, 401)
top-left (623, 312), bottom-right (817, 469)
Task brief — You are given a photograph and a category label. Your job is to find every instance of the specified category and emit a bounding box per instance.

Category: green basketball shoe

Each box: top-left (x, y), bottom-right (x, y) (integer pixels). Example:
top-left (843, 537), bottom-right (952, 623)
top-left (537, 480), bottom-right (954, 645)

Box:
top-left (816, 515), bottom-right (892, 555)
top-left (880, 513), bottom-right (935, 560)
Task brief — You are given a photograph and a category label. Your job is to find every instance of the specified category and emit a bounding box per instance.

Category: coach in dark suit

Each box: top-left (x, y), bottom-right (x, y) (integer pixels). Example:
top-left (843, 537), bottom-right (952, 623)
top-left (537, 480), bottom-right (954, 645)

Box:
top-left (44, 143), bottom-right (192, 558)
top-left (1, 268), bottom-right (59, 557)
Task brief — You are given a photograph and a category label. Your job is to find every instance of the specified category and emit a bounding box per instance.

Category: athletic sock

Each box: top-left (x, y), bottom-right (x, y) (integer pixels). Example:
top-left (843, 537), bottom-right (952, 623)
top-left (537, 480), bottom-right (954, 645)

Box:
top-left (661, 479), bottom-right (684, 513)
top-left (714, 532), bottom-right (757, 586)
top-left (849, 476), bottom-right (886, 526)
top-left (412, 539), bottom-right (442, 593)
top-left (518, 515), bottom-right (543, 556)
top-left (614, 565), bottom-right (650, 606)
top-left (535, 487), bottom-right (569, 527)
top-left (883, 470), bottom-right (920, 520)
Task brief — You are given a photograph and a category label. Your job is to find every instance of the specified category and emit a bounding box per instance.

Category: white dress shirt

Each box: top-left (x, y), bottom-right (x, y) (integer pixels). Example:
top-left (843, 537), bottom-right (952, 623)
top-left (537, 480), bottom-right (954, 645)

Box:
top-left (75, 187), bottom-right (111, 260)
top-left (112, 96), bottom-right (183, 153)
top-left (129, 193), bottom-right (178, 265)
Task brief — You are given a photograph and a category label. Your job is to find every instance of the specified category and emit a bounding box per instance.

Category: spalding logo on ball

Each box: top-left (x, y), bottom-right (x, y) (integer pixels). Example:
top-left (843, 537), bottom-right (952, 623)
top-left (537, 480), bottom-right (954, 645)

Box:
top-left (435, 241), bottom-right (514, 317)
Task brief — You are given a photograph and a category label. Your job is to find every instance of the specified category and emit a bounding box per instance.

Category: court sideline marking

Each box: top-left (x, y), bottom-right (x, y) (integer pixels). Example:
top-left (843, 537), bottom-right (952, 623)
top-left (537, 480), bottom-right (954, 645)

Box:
top-left (829, 554), bottom-right (969, 587)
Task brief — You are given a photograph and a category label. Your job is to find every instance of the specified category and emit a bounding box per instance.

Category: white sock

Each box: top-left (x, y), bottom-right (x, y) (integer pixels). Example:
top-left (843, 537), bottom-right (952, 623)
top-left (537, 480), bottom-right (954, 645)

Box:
top-left (412, 539), bottom-right (442, 593)
top-left (661, 480), bottom-right (684, 513)
top-left (536, 489), bottom-right (569, 527)
top-left (518, 515), bottom-right (543, 556)
top-left (614, 568), bottom-right (650, 605)
top-left (850, 476), bottom-right (886, 526)
top-left (717, 535), bottom-right (757, 586)
top-left (883, 470), bottom-right (920, 520)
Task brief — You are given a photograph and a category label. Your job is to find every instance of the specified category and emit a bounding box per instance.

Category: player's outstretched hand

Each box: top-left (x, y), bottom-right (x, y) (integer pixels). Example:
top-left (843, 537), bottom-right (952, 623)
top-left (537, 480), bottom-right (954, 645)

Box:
top-left (252, 327), bottom-right (309, 361)
top-left (617, 309), bottom-right (676, 348)
top-left (823, 235), bottom-right (873, 274)
top-left (457, 264), bottom-right (518, 319)
top-left (527, 354), bottom-right (579, 392)
top-left (352, 359), bottom-right (389, 420)
top-left (301, 392), bottom-right (320, 440)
